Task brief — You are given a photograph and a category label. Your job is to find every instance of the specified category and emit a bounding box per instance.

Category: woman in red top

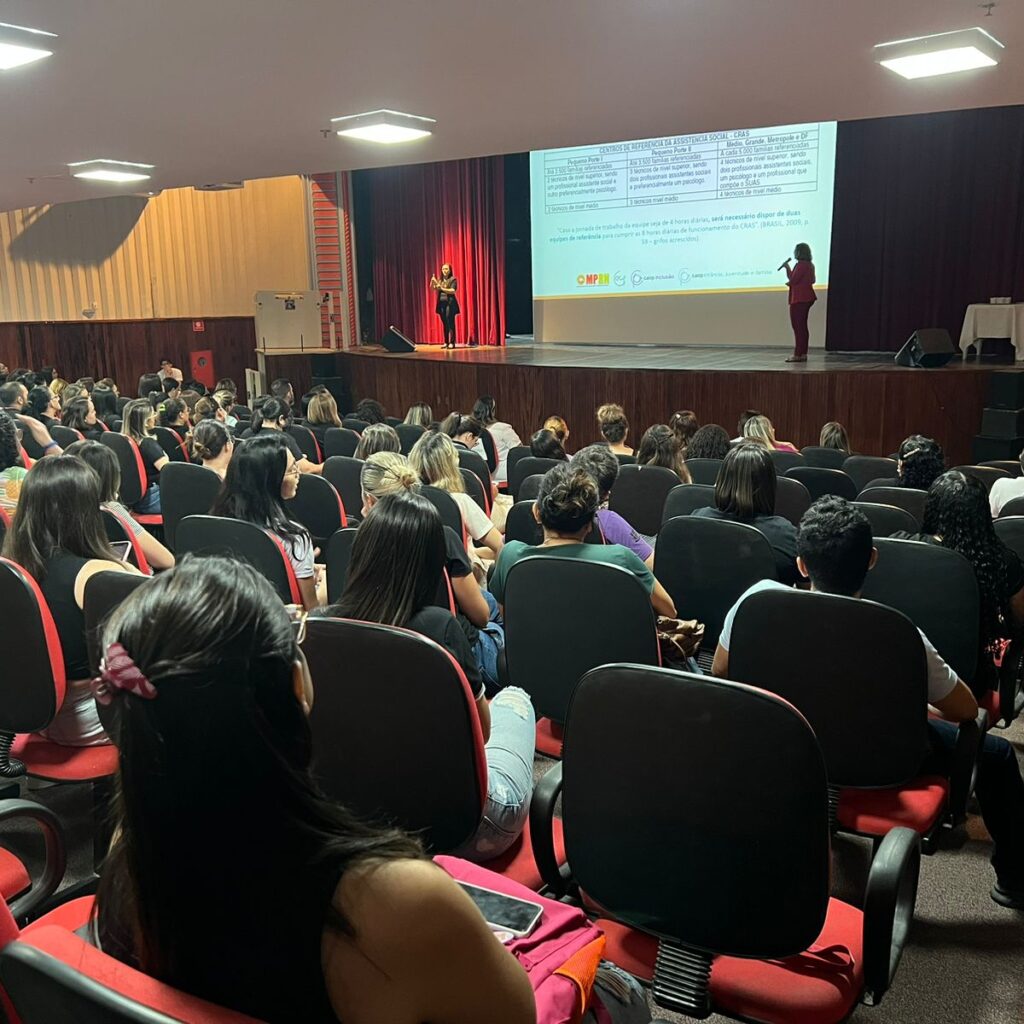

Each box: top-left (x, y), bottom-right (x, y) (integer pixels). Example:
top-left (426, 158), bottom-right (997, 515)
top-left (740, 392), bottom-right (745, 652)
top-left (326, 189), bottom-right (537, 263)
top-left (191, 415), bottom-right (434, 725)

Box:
top-left (782, 242), bottom-right (816, 363)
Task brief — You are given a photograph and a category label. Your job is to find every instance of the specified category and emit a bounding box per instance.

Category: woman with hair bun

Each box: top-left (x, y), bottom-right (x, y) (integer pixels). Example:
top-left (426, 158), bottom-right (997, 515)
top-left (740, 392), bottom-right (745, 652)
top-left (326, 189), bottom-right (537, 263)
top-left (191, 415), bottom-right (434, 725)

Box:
top-left (596, 404), bottom-right (633, 457)
top-left (489, 462), bottom-right (676, 616)
top-left (190, 419), bottom-right (234, 478)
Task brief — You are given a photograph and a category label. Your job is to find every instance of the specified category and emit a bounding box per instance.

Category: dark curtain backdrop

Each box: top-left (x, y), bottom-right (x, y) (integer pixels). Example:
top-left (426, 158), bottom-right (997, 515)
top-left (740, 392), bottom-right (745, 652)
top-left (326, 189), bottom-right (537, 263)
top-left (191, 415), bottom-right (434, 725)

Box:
top-left (367, 157), bottom-right (505, 346)
top-left (828, 105), bottom-right (1024, 351)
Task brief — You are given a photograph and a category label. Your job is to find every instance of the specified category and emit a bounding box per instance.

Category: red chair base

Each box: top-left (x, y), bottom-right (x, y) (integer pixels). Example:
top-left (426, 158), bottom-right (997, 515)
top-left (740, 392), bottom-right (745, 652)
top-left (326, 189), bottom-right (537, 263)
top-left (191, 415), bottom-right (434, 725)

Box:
top-left (480, 815), bottom-right (566, 892)
top-left (0, 851), bottom-right (30, 903)
top-left (535, 718), bottom-right (564, 758)
top-left (979, 689), bottom-right (1000, 723)
top-left (11, 735), bottom-right (118, 783)
top-left (836, 775), bottom-right (948, 837)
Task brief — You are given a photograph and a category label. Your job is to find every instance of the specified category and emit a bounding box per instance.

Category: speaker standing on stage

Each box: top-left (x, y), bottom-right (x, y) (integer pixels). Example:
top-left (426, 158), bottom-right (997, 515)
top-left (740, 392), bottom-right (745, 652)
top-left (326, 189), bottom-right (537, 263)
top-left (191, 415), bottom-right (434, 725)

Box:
top-left (781, 243), bottom-right (816, 364)
top-left (430, 263), bottom-right (460, 349)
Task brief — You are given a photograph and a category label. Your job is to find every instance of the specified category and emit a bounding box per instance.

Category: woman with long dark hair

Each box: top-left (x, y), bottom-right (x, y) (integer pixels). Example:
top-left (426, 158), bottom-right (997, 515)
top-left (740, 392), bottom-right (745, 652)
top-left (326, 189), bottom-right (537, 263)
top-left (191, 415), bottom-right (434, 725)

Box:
top-left (91, 386), bottom-right (120, 428)
top-left (781, 241), bottom-right (816, 363)
top-left (472, 395), bottom-right (521, 485)
top-left (686, 424), bottom-right (731, 461)
top-left (122, 399), bottom-right (168, 514)
top-left (328, 491), bottom-right (535, 861)
top-left (530, 428), bottom-right (568, 461)
top-left (431, 263), bottom-right (460, 348)
top-left (897, 435), bottom-right (945, 491)
top-left (211, 434), bottom-right (320, 610)
top-left (94, 556), bottom-right (534, 1022)
top-left (668, 410), bottom-right (698, 456)
top-left (636, 424), bottom-right (692, 482)
top-left (251, 397), bottom-right (323, 475)
top-left (61, 396), bottom-right (105, 440)
top-left (158, 397), bottom-right (190, 433)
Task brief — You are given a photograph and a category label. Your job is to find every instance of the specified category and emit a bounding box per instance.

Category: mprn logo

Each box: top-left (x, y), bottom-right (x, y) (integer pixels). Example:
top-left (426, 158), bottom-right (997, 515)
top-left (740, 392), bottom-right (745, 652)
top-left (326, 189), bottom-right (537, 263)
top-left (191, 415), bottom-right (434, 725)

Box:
top-left (576, 273), bottom-right (610, 287)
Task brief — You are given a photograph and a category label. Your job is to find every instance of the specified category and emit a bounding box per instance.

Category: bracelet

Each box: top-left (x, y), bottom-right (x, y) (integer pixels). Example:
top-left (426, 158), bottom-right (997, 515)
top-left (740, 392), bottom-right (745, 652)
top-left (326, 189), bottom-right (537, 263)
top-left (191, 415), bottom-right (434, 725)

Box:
top-left (44, 441), bottom-right (59, 451)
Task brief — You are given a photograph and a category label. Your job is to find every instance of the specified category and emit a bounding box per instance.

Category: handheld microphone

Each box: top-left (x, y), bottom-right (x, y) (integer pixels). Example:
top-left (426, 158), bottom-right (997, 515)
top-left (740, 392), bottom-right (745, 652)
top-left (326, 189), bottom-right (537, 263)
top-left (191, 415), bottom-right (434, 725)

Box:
top-left (776, 259), bottom-right (790, 272)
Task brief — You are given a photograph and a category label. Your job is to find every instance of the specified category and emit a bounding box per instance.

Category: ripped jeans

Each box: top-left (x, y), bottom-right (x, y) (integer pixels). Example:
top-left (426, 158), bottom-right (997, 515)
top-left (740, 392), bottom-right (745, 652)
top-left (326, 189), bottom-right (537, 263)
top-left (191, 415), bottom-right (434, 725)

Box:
top-left (455, 686), bottom-right (536, 861)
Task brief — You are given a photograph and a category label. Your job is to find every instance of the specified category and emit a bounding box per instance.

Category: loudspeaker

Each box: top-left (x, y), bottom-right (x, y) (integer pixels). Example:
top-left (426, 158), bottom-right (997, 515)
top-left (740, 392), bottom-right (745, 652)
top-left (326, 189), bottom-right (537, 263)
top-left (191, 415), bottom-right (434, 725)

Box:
top-left (894, 328), bottom-right (958, 368)
top-left (973, 435), bottom-right (1024, 462)
top-left (982, 408), bottom-right (1024, 437)
top-left (380, 326), bottom-right (415, 353)
top-left (311, 375), bottom-right (350, 412)
top-left (989, 371), bottom-right (1024, 410)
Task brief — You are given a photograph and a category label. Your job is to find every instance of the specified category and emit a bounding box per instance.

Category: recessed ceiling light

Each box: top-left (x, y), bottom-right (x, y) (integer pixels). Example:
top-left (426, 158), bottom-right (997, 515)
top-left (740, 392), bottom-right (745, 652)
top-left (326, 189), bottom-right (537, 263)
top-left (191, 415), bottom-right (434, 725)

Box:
top-left (331, 109), bottom-right (435, 144)
top-left (875, 27), bottom-right (1003, 80)
top-left (0, 22), bottom-right (56, 70)
top-left (68, 159), bottom-right (155, 184)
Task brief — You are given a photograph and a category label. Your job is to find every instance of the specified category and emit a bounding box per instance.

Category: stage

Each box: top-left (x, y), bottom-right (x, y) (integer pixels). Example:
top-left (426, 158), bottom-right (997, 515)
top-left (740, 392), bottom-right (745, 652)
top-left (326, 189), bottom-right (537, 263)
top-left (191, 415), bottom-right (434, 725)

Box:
top-left (264, 342), bottom-right (1008, 465)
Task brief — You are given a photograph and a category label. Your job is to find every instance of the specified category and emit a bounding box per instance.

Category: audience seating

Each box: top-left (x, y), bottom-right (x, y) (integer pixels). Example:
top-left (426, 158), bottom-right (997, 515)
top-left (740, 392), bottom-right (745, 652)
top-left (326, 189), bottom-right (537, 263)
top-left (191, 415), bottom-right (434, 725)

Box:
top-left (116, 396), bottom-right (132, 414)
top-left (420, 485), bottom-right (466, 543)
top-left (853, 501), bottom-right (920, 538)
top-left (517, 474), bottom-right (544, 502)
top-left (321, 456), bottom-right (364, 523)
top-left (0, 798), bottom-right (69, 923)
top-left (509, 457), bottom-right (562, 501)
top-left (287, 424), bottom-right (322, 464)
top-left (786, 466), bottom-right (857, 501)
top-left (457, 448), bottom-right (492, 506)
top-left (460, 468), bottom-right (490, 515)
top-left (994, 516), bottom-right (1024, 563)
top-left (175, 516), bottom-right (302, 604)
top-left (661, 483), bottom-right (717, 521)
top-left (844, 456), bottom-right (899, 493)
top-left (615, 453), bottom-right (636, 466)
top-left (342, 417), bottom-right (369, 434)
top-left (158, 463), bottom-right (222, 551)
top-left (504, 446), bottom-right (532, 488)
top-left (50, 426), bottom-right (84, 449)
top-left (303, 618), bottom-right (565, 890)
top-left (99, 435), bottom-right (161, 528)
top-left (478, 428), bottom-right (499, 473)
top-left (730, 588), bottom-right (979, 847)
top-left (952, 465), bottom-right (1010, 493)
top-left (858, 486), bottom-right (927, 527)
top-left (773, 475), bottom-right (812, 526)
top-left (385, 416), bottom-right (403, 428)
top-left (768, 449), bottom-right (804, 475)
top-left (502, 501), bottom-right (603, 546)
top-left (322, 427), bottom-right (360, 459)
top-left (684, 458), bottom-right (722, 485)
top-left (980, 459), bottom-right (1022, 478)
top-left (530, 665), bottom-right (919, 1019)
top-left (801, 445), bottom-right (849, 470)
top-left (83, 572), bottom-right (149, 679)
top-left (153, 426), bottom-right (189, 464)
top-left (395, 423), bottom-right (424, 455)
top-left (607, 464), bottom-right (679, 536)
top-left (323, 527), bottom-right (359, 604)
top-left (502, 558), bottom-right (659, 756)
top-left (284, 475), bottom-right (347, 548)
top-left (999, 495), bottom-right (1024, 518)
top-left (100, 508), bottom-right (151, 575)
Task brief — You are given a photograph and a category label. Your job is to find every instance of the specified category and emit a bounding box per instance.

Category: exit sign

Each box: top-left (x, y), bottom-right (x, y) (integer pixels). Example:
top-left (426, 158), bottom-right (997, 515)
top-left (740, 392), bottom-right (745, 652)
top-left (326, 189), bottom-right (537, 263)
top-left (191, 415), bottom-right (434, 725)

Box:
top-left (192, 320), bottom-right (205, 333)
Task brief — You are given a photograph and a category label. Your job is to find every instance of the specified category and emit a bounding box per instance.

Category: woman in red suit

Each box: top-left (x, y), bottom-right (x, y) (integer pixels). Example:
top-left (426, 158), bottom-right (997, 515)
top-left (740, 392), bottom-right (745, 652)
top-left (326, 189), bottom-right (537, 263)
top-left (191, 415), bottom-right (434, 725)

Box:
top-left (782, 242), bottom-right (816, 363)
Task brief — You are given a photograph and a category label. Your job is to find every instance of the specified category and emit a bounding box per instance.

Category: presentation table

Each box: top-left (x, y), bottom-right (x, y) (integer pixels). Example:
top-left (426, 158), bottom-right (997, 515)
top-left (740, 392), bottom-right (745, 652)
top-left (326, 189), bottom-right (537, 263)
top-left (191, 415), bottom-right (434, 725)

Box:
top-left (959, 303), bottom-right (1024, 361)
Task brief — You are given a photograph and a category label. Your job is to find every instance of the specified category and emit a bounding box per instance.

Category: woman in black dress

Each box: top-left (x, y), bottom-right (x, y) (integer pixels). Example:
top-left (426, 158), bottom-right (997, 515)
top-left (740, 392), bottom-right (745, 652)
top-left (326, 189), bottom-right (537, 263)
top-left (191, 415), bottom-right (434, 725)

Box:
top-left (431, 263), bottom-right (460, 348)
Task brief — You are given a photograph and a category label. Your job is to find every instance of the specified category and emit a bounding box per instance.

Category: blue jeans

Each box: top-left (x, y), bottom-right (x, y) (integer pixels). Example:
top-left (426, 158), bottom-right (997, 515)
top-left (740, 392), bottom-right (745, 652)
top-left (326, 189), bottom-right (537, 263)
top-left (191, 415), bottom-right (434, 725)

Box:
top-left (475, 590), bottom-right (505, 698)
top-left (133, 483), bottom-right (161, 515)
top-left (456, 686), bottom-right (536, 861)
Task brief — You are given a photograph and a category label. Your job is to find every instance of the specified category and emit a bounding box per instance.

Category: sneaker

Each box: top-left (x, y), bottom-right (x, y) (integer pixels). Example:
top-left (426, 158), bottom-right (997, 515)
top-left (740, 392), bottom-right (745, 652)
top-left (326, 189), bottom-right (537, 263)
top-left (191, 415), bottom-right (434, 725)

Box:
top-left (991, 881), bottom-right (1024, 909)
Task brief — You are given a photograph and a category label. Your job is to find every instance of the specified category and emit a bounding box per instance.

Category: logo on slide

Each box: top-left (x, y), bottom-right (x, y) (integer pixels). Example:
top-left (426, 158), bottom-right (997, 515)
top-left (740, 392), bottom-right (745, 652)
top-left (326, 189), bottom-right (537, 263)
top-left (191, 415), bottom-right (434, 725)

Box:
top-left (575, 272), bottom-right (610, 287)
top-left (631, 271), bottom-right (644, 287)
top-left (678, 269), bottom-right (691, 285)
top-left (613, 271), bottom-right (626, 286)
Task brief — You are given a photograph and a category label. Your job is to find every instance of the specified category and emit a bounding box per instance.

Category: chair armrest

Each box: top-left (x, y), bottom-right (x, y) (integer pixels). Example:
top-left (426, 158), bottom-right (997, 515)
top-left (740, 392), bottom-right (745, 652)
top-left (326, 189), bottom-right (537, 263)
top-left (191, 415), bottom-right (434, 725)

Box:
top-left (529, 762), bottom-right (565, 895)
top-left (0, 800), bottom-right (68, 923)
top-left (862, 826), bottom-right (920, 1006)
top-left (496, 647), bottom-right (510, 691)
top-left (999, 638), bottom-right (1024, 728)
top-left (946, 712), bottom-right (984, 827)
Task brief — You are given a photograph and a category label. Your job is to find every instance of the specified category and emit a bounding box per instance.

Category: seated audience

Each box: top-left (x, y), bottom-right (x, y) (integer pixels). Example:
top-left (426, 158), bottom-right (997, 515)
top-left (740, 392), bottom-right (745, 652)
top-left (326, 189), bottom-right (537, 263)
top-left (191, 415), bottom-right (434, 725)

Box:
top-left (27, 385), bottom-right (60, 427)
top-left (819, 421), bottom-right (851, 453)
top-left (192, 395), bottom-right (226, 425)
top-left (251, 397), bottom-right (323, 475)
top-left (692, 444), bottom-right (799, 584)
top-left (573, 445), bottom-right (654, 567)
top-left (122, 399), bottom-right (168, 514)
top-left (355, 423), bottom-right (401, 460)
top-left (404, 401), bottom-right (433, 428)
top-left (158, 397), bottom-right (190, 434)
top-left (733, 408), bottom-right (762, 442)
top-left (214, 390), bottom-right (239, 428)
top-left (214, 377), bottom-right (237, 395)
top-left (270, 377), bottom-right (295, 406)
top-left (713, 497), bottom-right (1024, 909)
top-left (40, 365), bottom-right (57, 383)
top-left (160, 377), bottom-right (180, 404)
top-left (326, 491), bottom-right (535, 861)
top-left (157, 359), bottom-right (183, 383)
top-left (742, 414), bottom-right (798, 453)
top-left (530, 428), bottom-right (568, 462)
top-left (444, 415), bottom-right (483, 452)
top-left (636, 424), bottom-right (692, 482)
top-left (410, 431), bottom-right (503, 558)
top-left (686, 423), bottom-right (731, 461)
top-left (178, 390), bottom-right (201, 418)
top-left (64, 440), bottom-right (174, 571)
top-left (1, 457), bottom-right (140, 747)
top-left (0, 409), bottom-right (27, 513)
top-left (91, 386), bottom-right (120, 428)
top-left (990, 449), bottom-right (1024, 517)
top-left (543, 415), bottom-right (570, 452)
top-left (596, 403), bottom-right (633, 456)
top-left (190, 419), bottom-right (234, 478)
top-left (473, 395), bottom-right (521, 485)
top-left (96, 376), bottom-right (119, 395)
top-left (354, 398), bottom-right (387, 425)
top-left (211, 434), bottom-right (320, 610)
top-left (306, 392), bottom-right (343, 448)
top-left (668, 410), bottom-right (699, 456)
top-left (1, 379), bottom-right (62, 456)
top-left (51, 377), bottom-right (70, 399)
top-left (490, 463), bottom-right (676, 617)
top-left (891, 434), bottom-right (945, 491)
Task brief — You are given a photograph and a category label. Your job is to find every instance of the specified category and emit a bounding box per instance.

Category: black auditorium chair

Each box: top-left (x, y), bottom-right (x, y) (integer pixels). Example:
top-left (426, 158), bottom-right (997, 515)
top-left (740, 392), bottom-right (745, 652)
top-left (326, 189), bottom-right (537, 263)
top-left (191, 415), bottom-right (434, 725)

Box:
top-left (99, 434), bottom-right (161, 528)
top-left (342, 417), bottom-right (369, 434)
top-left (661, 483), bottom-right (717, 521)
top-left (385, 416), bottom-right (403, 428)
top-left (479, 428), bottom-right (499, 473)
top-left (858, 486), bottom-right (926, 527)
top-left (1000, 496), bottom-right (1024, 518)
top-left (786, 466), bottom-right (857, 502)
top-left (517, 474), bottom-right (544, 503)
top-left (801, 445), bottom-right (849, 470)
top-left (502, 558), bottom-right (659, 757)
top-left (509, 457), bottom-right (561, 501)
top-left (730, 587), bottom-right (979, 849)
top-left (952, 464), bottom-right (1010, 494)
top-left (615, 454), bottom-right (636, 466)
top-left (324, 527), bottom-right (359, 604)
top-left (0, 799), bottom-right (68, 919)
top-left (684, 458), bottom-right (722, 485)
top-left (504, 446), bottom-right (532, 488)
top-left (608, 464), bottom-right (679, 536)
top-left (285, 474), bottom-right (347, 548)
top-left (529, 665), bottom-right (919, 1019)
top-left (175, 516), bottom-right (302, 604)
top-left (158, 462), bottom-right (222, 551)
top-left (994, 515), bottom-right (1024, 562)
top-left (287, 423), bottom-right (322, 464)
top-left (655, 517), bottom-right (776, 668)
top-left (395, 423), bottom-right (425, 455)
top-left (84, 571), bottom-right (149, 676)
top-left (458, 449), bottom-right (492, 508)
top-left (153, 426), bottom-right (189, 463)
top-left (322, 456), bottom-right (364, 523)
top-left (981, 459), bottom-right (1022, 478)
top-left (853, 501), bottom-right (920, 539)
top-left (50, 425), bottom-right (84, 448)
top-left (774, 475), bottom-right (812, 526)
top-left (100, 507), bottom-right (151, 575)
top-left (768, 449), bottom-right (804, 475)
top-left (420, 485), bottom-right (465, 541)
top-left (844, 456), bottom-right (898, 494)
top-left (116, 396), bottom-right (131, 414)
top-left (460, 468), bottom-right (490, 516)
top-left (303, 617), bottom-right (565, 890)
top-left (503, 501), bottom-right (603, 547)
top-left (323, 427), bottom-right (360, 459)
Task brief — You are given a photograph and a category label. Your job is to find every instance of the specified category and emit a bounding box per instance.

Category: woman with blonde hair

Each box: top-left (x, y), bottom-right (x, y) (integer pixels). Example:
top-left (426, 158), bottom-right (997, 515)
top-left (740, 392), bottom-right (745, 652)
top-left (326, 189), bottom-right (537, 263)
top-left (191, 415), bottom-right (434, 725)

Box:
top-left (819, 421), bottom-right (851, 454)
top-left (742, 414), bottom-right (799, 453)
top-left (122, 398), bottom-right (169, 513)
top-left (636, 424), bottom-right (692, 483)
top-left (306, 392), bottom-right (343, 450)
top-left (596, 404), bottom-right (632, 456)
top-left (409, 430), bottom-right (503, 558)
top-left (403, 402), bottom-right (433, 429)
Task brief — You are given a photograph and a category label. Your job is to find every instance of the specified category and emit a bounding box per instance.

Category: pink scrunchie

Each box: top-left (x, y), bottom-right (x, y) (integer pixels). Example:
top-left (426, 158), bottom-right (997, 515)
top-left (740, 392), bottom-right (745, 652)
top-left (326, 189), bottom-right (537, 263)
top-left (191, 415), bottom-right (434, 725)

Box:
top-left (91, 643), bottom-right (158, 706)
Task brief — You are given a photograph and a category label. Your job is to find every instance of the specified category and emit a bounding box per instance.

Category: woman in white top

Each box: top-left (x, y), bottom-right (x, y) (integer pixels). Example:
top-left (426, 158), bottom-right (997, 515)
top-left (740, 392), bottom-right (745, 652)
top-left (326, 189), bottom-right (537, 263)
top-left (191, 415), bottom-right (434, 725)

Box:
top-left (471, 396), bottom-right (521, 486)
top-left (409, 430), bottom-right (503, 559)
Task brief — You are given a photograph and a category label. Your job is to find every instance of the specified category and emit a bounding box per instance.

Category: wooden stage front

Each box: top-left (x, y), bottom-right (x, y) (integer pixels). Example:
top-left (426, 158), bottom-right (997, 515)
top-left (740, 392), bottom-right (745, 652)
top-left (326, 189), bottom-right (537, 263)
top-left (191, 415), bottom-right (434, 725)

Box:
top-left (266, 343), bottom-right (1008, 466)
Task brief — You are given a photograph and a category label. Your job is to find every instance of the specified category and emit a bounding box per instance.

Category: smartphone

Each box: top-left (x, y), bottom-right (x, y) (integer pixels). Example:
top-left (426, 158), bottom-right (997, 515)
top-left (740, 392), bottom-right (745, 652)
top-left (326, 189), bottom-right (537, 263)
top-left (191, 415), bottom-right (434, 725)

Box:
top-left (456, 881), bottom-right (543, 937)
top-left (109, 541), bottom-right (133, 562)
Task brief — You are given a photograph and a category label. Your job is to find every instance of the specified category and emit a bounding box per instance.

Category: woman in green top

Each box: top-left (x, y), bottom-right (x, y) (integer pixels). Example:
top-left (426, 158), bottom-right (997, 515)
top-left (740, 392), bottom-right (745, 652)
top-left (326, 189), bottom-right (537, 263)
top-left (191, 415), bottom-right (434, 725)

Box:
top-left (0, 409), bottom-right (28, 515)
top-left (489, 462), bottom-right (677, 617)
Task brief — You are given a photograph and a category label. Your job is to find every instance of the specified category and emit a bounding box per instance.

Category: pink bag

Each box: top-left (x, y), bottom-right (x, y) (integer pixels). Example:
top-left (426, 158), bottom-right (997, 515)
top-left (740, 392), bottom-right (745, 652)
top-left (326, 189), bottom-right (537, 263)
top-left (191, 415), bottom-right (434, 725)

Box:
top-left (437, 856), bottom-right (607, 1024)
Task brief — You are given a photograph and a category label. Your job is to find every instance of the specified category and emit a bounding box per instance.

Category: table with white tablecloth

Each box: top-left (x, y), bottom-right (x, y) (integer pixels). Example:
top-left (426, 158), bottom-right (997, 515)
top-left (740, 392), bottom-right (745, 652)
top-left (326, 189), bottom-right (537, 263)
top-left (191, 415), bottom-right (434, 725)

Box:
top-left (959, 303), bottom-right (1024, 360)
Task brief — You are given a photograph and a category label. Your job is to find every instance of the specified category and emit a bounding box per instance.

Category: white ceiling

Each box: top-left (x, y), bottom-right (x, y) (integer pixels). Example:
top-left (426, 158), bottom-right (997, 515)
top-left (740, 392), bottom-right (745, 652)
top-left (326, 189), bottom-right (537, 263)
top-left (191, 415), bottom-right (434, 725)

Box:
top-left (0, 0), bottom-right (1021, 211)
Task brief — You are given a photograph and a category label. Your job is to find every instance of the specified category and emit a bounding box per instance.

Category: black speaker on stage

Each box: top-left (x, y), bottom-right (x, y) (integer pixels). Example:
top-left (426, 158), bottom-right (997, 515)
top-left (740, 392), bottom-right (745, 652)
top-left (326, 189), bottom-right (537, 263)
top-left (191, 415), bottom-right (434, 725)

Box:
top-left (894, 328), bottom-right (958, 368)
top-left (380, 326), bottom-right (415, 353)
top-left (311, 375), bottom-right (350, 412)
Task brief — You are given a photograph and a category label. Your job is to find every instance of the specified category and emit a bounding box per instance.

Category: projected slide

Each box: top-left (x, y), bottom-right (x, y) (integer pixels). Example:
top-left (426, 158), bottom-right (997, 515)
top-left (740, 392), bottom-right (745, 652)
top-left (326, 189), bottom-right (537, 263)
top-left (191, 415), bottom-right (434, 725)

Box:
top-left (530, 122), bottom-right (837, 298)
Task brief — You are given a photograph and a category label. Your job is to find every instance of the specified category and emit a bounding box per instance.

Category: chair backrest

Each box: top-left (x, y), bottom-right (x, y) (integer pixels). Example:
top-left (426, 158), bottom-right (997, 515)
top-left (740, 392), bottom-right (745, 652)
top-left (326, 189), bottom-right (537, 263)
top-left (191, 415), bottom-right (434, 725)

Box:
top-left (615, 453), bottom-right (636, 466)
top-left (99, 434), bottom-right (147, 506)
top-left (773, 475), bottom-right (812, 526)
top-left (952, 464), bottom-right (1010, 494)
top-left (1000, 495), bottom-right (1024, 519)
top-left (661, 483), bottom-right (717, 521)
top-left (509, 457), bottom-right (561, 500)
top-left (287, 424), bottom-right (322, 464)
top-left (517, 474), bottom-right (544, 502)
top-left (502, 501), bottom-right (602, 546)
top-left (158, 462), bottom-right (223, 551)
top-left (153, 426), bottom-right (189, 463)
top-left (323, 427), bottom-right (360, 459)
top-left (844, 455), bottom-right (898, 493)
top-left (655, 517), bottom-right (776, 646)
top-left (458, 448), bottom-right (492, 505)
top-left (565, 666), bottom-right (831, 960)
top-left (321, 456), bottom-right (364, 522)
top-left (385, 416), bottom-right (403, 428)
top-left (768, 449), bottom-right (804, 474)
top-left (607, 464), bottom-right (679, 536)
top-left (84, 571), bottom-right (149, 676)
top-left (730, 588), bottom-right (931, 786)
top-left (116, 396), bottom-right (131, 414)
top-left (852, 501), bottom-right (920, 538)
top-left (342, 417), bottom-right (369, 434)
top-left (395, 423), bottom-right (425, 455)
top-left (858, 486), bottom-right (926, 527)
top-left (304, 618), bottom-right (486, 851)
top-left (503, 558), bottom-right (659, 724)
top-left (981, 459), bottom-right (1023, 478)
top-left (419, 485), bottom-right (465, 540)
top-left (175, 516), bottom-right (302, 604)
top-left (0, 559), bottom-right (65, 731)
top-left (324, 527), bottom-right (359, 604)
top-left (800, 446), bottom-right (849, 470)
top-left (785, 466), bottom-right (857, 502)
top-left (50, 425), bottom-right (85, 448)
top-left (459, 468), bottom-right (490, 515)
top-left (684, 458), bottom-right (722, 485)
top-left (994, 516), bottom-right (1024, 563)
top-left (861, 538), bottom-right (979, 685)
top-left (284, 474), bottom-right (347, 546)
top-left (100, 508), bottom-right (151, 575)
top-left (479, 428), bottom-right (499, 473)
top-left (505, 445), bottom-right (532, 483)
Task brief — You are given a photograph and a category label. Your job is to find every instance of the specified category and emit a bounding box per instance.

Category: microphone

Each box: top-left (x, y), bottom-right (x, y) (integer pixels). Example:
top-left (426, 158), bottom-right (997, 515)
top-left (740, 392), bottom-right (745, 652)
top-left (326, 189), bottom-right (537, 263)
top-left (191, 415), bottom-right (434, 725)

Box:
top-left (776, 259), bottom-right (790, 272)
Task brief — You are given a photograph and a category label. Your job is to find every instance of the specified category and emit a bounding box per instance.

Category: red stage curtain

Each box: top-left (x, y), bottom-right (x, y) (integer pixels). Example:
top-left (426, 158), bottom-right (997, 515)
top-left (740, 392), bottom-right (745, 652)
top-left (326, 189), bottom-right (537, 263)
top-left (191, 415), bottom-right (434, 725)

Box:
top-left (368, 157), bottom-right (505, 346)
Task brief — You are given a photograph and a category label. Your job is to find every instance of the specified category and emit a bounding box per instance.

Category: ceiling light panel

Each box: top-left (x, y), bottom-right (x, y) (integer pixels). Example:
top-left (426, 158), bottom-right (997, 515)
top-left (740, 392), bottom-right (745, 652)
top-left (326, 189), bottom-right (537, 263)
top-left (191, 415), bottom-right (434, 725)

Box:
top-left (331, 109), bottom-right (435, 144)
top-left (874, 27), bottom-right (1004, 80)
top-left (0, 22), bottom-right (56, 70)
top-left (68, 159), bottom-right (155, 183)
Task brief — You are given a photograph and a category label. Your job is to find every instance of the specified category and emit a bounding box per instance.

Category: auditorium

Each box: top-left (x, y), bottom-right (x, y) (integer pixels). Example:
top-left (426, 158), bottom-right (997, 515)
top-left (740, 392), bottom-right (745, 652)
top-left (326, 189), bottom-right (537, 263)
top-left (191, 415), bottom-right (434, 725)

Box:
top-left (0, 2), bottom-right (1022, 1021)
